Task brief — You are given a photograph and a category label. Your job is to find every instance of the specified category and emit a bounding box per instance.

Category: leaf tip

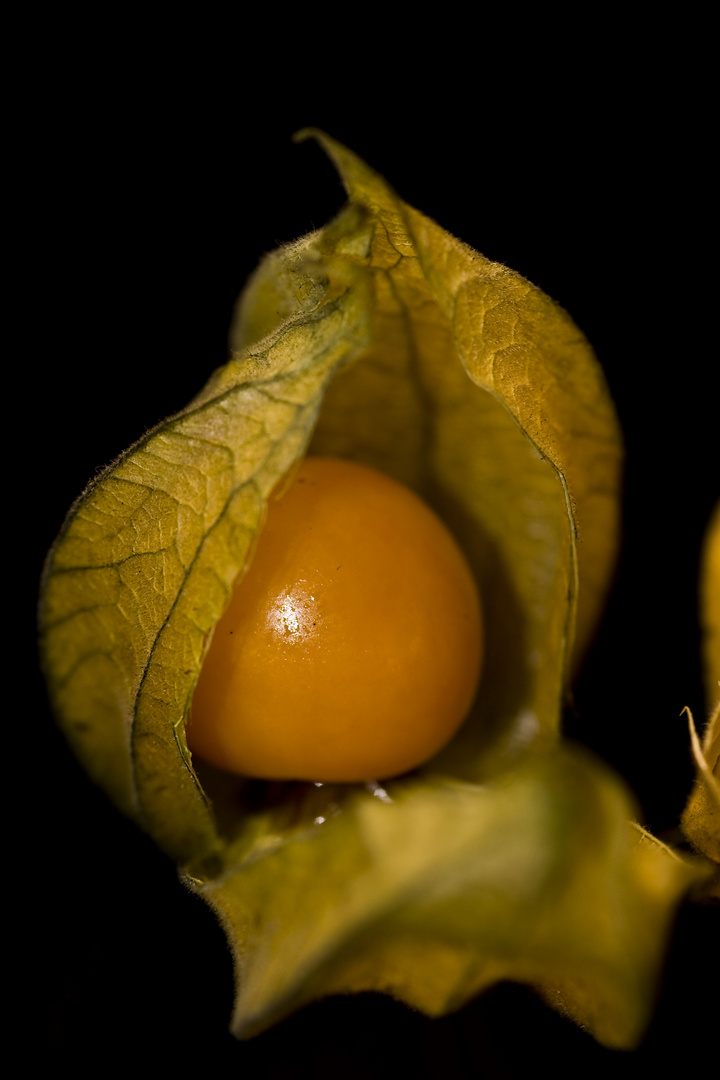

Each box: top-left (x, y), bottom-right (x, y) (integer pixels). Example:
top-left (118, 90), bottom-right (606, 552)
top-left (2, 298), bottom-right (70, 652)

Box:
top-left (291, 126), bottom-right (320, 146)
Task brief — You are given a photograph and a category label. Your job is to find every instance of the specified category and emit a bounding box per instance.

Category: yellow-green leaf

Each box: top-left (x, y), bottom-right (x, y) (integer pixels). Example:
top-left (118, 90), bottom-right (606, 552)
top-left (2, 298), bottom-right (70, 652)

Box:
top-left (281, 129), bottom-right (623, 773)
top-left (41, 237), bottom-right (372, 861)
top-left (41, 133), bottom-right (694, 1049)
top-left (189, 749), bottom-right (702, 1049)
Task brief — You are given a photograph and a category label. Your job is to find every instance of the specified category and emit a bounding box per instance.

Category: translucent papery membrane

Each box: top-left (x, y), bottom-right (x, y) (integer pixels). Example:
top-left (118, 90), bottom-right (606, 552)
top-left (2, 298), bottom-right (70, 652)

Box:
top-left (41, 132), bottom-right (706, 1046)
top-left (188, 749), bottom-right (702, 1048)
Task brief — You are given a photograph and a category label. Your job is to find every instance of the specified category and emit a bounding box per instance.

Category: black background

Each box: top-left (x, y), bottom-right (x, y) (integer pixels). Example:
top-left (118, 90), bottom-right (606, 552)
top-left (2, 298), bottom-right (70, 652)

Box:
top-left (26, 27), bottom-right (717, 1077)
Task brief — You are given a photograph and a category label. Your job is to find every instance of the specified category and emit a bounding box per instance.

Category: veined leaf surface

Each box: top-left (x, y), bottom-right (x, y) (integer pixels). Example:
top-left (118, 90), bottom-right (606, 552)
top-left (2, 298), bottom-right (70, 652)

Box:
top-left (42, 240), bottom-right (371, 859)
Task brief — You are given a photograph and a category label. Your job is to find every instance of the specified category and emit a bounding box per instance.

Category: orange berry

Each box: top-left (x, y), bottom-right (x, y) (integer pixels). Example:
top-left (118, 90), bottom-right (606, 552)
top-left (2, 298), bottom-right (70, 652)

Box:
top-left (187, 457), bottom-right (482, 782)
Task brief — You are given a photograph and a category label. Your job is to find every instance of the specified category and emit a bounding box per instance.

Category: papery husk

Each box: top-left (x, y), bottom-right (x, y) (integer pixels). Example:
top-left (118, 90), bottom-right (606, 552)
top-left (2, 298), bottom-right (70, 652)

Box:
top-left (41, 133), bottom-right (704, 1048)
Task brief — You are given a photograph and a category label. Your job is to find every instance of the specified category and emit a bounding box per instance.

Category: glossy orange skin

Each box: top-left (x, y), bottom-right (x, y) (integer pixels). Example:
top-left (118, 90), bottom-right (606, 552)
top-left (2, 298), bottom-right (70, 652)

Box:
top-left (187, 457), bottom-right (482, 782)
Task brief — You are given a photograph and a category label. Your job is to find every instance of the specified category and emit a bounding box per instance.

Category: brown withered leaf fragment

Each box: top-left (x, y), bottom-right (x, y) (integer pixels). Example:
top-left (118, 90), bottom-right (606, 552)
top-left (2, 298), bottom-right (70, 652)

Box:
top-left (681, 705), bottom-right (720, 873)
top-left (700, 500), bottom-right (720, 711)
top-left (681, 503), bottom-right (720, 879)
